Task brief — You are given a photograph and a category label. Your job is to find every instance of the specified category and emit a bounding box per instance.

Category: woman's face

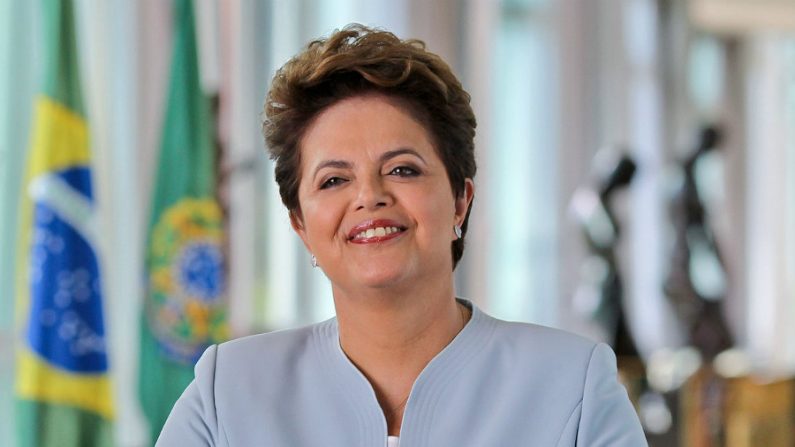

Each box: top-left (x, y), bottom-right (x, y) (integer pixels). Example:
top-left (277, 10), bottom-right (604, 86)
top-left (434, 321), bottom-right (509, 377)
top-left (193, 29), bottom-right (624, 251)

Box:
top-left (292, 94), bottom-right (473, 293)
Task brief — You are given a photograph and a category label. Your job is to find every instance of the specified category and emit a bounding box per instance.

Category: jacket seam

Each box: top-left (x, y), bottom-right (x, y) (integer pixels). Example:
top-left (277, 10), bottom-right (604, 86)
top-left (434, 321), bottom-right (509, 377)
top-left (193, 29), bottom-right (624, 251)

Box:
top-left (211, 344), bottom-right (229, 447)
top-left (554, 400), bottom-right (583, 446)
top-left (554, 342), bottom-right (598, 446)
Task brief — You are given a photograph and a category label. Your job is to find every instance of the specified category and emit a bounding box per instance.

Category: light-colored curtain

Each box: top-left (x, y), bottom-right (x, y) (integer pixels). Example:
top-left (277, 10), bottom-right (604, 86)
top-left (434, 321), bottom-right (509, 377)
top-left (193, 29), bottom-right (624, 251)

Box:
top-left (73, 0), bottom-right (167, 444)
top-left (743, 36), bottom-right (795, 378)
top-left (483, 0), bottom-right (557, 325)
top-left (0, 1), bottom-right (40, 445)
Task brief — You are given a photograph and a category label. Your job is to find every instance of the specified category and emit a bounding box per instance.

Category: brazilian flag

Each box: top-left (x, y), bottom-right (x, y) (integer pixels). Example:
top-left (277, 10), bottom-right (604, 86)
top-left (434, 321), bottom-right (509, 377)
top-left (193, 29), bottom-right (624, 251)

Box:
top-left (14, 0), bottom-right (113, 446)
top-left (139, 0), bottom-right (228, 442)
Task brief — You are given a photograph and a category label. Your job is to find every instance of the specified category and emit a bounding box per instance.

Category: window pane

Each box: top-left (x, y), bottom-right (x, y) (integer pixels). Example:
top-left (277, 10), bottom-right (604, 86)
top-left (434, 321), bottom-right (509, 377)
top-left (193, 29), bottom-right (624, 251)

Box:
top-left (488, 4), bottom-right (556, 325)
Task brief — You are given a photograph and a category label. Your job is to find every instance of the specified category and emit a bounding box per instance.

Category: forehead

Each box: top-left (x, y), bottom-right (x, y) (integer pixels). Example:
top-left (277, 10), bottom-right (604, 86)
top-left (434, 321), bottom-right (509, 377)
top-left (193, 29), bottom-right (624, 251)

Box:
top-left (298, 94), bottom-right (438, 165)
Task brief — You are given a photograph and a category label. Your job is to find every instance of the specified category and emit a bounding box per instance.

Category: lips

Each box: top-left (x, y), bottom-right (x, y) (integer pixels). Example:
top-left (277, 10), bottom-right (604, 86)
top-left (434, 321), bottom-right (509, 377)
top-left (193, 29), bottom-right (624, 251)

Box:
top-left (347, 219), bottom-right (407, 244)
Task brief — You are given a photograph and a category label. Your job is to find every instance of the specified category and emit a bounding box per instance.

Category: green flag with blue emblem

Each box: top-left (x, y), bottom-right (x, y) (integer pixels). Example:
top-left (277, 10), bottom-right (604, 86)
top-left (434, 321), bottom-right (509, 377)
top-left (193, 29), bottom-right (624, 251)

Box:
top-left (138, 0), bottom-right (228, 442)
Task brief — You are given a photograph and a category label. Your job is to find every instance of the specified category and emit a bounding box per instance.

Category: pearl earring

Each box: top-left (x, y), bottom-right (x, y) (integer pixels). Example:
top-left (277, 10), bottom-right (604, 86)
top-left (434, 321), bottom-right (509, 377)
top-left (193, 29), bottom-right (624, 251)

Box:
top-left (454, 225), bottom-right (463, 239)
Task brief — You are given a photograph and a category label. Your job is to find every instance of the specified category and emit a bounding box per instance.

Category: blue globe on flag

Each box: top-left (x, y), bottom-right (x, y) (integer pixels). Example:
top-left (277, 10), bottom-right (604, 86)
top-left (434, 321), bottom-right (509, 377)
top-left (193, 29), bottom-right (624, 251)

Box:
top-left (146, 198), bottom-right (228, 364)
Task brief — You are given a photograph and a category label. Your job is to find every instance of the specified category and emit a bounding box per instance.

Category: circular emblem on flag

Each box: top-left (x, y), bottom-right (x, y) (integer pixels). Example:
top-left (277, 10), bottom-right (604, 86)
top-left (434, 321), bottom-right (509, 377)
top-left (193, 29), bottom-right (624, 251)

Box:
top-left (147, 198), bottom-right (228, 364)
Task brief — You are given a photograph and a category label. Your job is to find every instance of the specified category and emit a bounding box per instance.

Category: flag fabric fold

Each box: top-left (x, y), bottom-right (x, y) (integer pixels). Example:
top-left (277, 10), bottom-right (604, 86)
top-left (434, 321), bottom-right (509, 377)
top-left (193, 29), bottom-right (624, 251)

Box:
top-left (15, 0), bottom-right (113, 446)
top-left (139, 0), bottom-right (228, 442)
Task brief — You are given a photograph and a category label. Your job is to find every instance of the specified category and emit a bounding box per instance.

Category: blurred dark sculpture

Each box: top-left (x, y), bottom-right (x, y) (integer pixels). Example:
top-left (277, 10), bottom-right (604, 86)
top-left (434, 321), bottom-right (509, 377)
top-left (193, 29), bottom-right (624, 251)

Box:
top-left (573, 149), bottom-right (639, 357)
top-left (664, 125), bottom-right (733, 361)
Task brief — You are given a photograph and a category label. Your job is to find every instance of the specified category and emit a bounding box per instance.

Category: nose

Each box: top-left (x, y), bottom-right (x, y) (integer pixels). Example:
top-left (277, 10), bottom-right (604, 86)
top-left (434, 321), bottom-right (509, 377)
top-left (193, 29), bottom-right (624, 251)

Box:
top-left (354, 175), bottom-right (393, 211)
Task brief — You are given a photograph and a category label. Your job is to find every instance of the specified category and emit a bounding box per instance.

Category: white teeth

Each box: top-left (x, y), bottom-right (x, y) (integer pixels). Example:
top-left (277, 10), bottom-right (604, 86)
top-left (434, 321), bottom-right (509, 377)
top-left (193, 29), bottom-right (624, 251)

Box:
top-left (353, 226), bottom-right (403, 239)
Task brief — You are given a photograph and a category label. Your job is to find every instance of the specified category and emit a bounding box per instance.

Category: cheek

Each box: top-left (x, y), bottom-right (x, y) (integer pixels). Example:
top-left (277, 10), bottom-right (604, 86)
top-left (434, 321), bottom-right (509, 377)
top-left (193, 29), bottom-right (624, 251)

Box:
top-left (301, 195), bottom-right (346, 241)
top-left (411, 188), bottom-right (456, 235)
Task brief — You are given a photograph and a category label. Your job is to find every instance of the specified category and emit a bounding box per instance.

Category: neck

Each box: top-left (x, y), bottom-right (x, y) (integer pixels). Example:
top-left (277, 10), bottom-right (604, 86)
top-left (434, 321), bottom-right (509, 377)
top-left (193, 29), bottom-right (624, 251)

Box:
top-left (332, 279), bottom-right (469, 436)
top-left (333, 278), bottom-right (463, 365)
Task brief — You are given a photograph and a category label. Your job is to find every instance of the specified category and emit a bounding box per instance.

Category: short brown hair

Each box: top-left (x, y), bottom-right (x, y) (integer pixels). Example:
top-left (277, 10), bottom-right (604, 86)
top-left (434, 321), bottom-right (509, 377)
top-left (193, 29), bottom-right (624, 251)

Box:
top-left (262, 24), bottom-right (476, 268)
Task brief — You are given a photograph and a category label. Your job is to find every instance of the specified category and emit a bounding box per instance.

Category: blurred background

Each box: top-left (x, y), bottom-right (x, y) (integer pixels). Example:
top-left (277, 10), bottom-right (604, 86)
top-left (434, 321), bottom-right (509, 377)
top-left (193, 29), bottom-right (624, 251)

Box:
top-left (1, 0), bottom-right (795, 445)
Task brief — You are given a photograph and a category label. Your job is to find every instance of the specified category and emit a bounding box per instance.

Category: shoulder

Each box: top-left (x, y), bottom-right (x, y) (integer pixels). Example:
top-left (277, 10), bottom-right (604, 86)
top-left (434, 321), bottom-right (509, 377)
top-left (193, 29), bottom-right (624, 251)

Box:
top-left (157, 322), bottom-right (333, 446)
top-left (461, 308), bottom-right (612, 400)
top-left (489, 317), bottom-right (597, 350)
top-left (473, 313), bottom-right (646, 445)
top-left (483, 314), bottom-right (602, 370)
top-left (192, 320), bottom-right (332, 390)
top-left (466, 310), bottom-right (624, 409)
top-left (216, 321), bottom-right (320, 361)
top-left (458, 302), bottom-right (608, 387)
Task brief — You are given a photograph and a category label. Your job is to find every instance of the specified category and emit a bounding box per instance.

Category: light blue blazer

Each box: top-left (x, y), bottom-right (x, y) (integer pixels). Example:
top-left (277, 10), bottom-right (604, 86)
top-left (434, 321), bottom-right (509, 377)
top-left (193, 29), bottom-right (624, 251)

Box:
top-left (158, 300), bottom-right (647, 446)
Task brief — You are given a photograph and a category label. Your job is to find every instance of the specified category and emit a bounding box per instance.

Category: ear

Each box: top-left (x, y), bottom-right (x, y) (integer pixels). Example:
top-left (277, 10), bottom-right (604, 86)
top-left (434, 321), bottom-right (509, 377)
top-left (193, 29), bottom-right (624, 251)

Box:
top-left (289, 209), bottom-right (313, 252)
top-left (454, 178), bottom-right (475, 226)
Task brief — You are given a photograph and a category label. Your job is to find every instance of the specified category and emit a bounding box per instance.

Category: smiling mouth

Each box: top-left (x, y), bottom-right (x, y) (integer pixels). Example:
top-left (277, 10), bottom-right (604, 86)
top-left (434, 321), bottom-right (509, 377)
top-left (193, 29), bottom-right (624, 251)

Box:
top-left (348, 225), bottom-right (407, 244)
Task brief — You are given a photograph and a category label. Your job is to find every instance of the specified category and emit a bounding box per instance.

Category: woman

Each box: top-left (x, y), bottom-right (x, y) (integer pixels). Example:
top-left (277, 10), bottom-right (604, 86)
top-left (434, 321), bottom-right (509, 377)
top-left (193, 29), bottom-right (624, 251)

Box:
top-left (158, 25), bottom-right (647, 446)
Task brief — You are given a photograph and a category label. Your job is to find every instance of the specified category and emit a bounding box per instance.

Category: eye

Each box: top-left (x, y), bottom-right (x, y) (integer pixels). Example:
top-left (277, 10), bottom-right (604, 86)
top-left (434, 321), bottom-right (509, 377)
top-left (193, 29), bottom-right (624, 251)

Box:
top-left (389, 166), bottom-right (420, 177)
top-left (320, 176), bottom-right (346, 189)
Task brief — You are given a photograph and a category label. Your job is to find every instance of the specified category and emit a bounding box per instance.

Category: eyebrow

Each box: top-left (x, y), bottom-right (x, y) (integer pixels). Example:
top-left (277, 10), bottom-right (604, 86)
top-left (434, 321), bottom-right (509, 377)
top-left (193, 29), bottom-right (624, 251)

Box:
top-left (312, 160), bottom-right (352, 180)
top-left (311, 148), bottom-right (427, 180)
top-left (380, 148), bottom-right (426, 164)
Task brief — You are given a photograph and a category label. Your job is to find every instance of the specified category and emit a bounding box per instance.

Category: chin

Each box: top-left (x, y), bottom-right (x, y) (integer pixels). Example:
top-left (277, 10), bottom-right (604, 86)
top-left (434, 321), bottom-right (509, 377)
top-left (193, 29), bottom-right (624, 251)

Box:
top-left (354, 270), bottom-right (410, 290)
top-left (344, 259), bottom-right (419, 290)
